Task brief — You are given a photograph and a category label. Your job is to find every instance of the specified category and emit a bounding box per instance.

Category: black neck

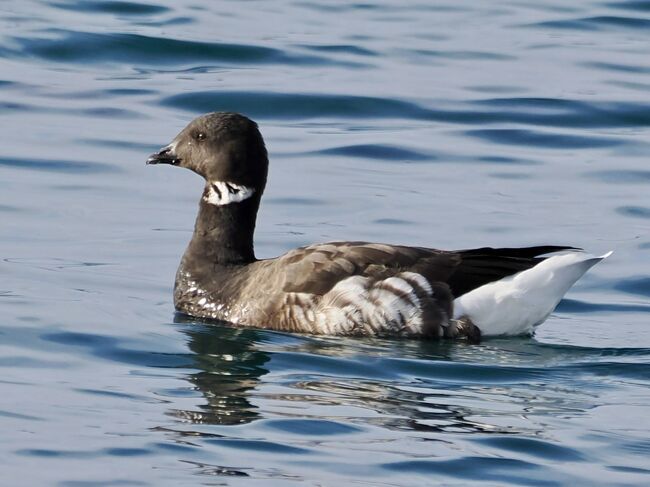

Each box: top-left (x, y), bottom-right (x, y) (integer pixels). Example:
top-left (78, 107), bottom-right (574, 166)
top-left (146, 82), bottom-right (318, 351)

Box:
top-left (184, 188), bottom-right (261, 266)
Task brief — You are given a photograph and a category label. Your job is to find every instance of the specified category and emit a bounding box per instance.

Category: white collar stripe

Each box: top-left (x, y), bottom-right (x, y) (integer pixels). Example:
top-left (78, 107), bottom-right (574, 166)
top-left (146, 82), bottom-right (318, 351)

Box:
top-left (204, 181), bottom-right (255, 206)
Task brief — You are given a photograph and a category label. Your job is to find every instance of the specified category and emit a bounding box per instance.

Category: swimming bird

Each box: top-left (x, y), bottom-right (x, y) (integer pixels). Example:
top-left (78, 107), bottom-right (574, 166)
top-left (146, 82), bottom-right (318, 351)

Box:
top-left (147, 112), bottom-right (609, 341)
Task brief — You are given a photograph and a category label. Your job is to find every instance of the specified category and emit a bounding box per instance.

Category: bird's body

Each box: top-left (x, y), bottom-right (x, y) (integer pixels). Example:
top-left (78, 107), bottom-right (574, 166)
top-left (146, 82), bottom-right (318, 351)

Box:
top-left (148, 112), bottom-right (609, 341)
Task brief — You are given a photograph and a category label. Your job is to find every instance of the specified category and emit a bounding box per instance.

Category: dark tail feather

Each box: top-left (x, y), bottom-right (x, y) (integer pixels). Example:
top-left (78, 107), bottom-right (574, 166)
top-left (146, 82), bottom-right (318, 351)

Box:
top-left (448, 245), bottom-right (579, 297)
top-left (457, 245), bottom-right (580, 259)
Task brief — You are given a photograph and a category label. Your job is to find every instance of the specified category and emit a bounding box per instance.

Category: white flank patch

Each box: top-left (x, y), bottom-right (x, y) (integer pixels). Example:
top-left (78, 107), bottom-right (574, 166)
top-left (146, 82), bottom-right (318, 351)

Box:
top-left (453, 250), bottom-right (612, 337)
top-left (204, 181), bottom-right (255, 206)
top-left (401, 271), bottom-right (433, 295)
top-left (318, 272), bottom-right (432, 335)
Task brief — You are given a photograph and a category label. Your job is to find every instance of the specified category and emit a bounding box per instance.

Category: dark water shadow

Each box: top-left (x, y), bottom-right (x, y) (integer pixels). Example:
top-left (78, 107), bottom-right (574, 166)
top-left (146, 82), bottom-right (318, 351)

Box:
top-left (604, 1), bottom-right (650, 12)
top-left (164, 317), bottom-right (593, 437)
top-left (170, 315), bottom-right (271, 426)
top-left (51, 1), bottom-right (171, 16)
top-left (528, 16), bottom-right (650, 31)
top-left (162, 91), bottom-right (650, 129)
top-left (465, 128), bottom-right (624, 149)
top-left (556, 298), bottom-right (650, 314)
top-left (8, 30), bottom-right (364, 68)
top-left (315, 143), bottom-right (432, 161)
top-left (0, 156), bottom-right (118, 174)
top-left (617, 206), bottom-right (650, 219)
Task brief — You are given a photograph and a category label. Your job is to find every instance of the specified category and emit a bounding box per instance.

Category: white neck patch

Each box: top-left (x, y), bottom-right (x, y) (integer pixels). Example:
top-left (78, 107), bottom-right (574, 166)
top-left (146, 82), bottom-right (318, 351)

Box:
top-left (204, 181), bottom-right (255, 206)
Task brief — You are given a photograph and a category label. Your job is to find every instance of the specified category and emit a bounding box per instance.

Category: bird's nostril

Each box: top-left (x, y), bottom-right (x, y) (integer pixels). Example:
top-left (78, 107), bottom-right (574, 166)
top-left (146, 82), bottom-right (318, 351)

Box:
top-left (146, 145), bottom-right (179, 165)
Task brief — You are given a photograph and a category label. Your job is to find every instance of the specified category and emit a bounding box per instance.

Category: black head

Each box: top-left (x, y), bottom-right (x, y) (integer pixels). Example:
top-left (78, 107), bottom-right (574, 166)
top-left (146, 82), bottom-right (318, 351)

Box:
top-left (147, 112), bottom-right (268, 194)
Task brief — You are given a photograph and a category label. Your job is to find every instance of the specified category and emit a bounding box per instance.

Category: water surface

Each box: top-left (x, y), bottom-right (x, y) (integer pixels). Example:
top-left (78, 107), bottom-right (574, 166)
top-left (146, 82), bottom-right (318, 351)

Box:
top-left (1, 0), bottom-right (649, 485)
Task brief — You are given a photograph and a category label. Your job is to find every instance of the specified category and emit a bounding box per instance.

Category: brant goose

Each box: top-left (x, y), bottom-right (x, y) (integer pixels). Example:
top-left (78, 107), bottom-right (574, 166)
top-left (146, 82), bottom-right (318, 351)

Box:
top-left (147, 112), bottom-right (610, 341)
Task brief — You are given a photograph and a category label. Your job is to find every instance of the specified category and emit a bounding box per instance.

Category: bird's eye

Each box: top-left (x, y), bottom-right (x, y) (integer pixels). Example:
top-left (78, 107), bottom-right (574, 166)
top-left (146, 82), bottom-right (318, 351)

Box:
top-left (196, 132), bottom-right (206, 141)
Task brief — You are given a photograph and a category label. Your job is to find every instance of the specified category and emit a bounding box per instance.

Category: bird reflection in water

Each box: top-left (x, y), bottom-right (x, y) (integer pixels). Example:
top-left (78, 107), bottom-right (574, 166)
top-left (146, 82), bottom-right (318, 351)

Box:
top-left (168, 314), bottom-right (548, 437)
top-left (170, 313), bottom-right (271, 426)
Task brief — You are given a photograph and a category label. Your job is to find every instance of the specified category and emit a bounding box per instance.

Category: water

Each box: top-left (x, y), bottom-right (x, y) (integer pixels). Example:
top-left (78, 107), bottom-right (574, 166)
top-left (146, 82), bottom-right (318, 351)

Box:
top-left (1, 0), bottom-right (649, 485)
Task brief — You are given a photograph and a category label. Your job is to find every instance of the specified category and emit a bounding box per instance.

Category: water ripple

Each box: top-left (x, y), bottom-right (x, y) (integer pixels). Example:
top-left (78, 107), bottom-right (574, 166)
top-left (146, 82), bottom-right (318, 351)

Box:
top-left (605, 0), bottom-right (650, 12)
top-left (585, 170), bottom-right (650, 183)
top-left (162, 91), bottom-right (428, 120)
top-left (530, 16), bottom-right (650, 31)
top-left (476, 98), bottom-right (650, 128)
top-left (614, 277), bottom-right (650, 298)
top-left (263, 418), bottom-right (362, 436)
top-left (617, 206), bottom-right (650, 219)
top-left (476, 436), bottom-right (585, 461)
top-left (605, 1), bottom-right (650, 11)
top-left (9, 30), bottom-right (359, 67)
top-left (299, 44), bottom-right (378, 56)
top-left (316, 144), bottom-right (432, 161)
top-left (52, 1), bottom-right (170, 15)
top-left (556, 298), bottom-right (650, 314)
top-left (203, 438), bottom-right (313, 455)
top-left (42, 331), bottom-right (191, 368)
top-left (0, 156), bottom-right (117, 174)
top-left (403, 48), bottom-right (516, 61)
top-left (162, 91), bottom-right (650, 129)
top-left (582, 61), bottom-right (650, 74)
top-left (383, 457), bottom-right (554, 485)
top-left (2, 1), bottom-right (650, 485)
top-left (465, 129), bottom-right (623, 149)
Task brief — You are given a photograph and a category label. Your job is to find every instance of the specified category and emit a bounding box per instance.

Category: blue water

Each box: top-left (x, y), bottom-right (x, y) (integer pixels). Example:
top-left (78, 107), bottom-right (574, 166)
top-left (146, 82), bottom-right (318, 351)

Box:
top-left (1, 0), bottom-right (649, 485)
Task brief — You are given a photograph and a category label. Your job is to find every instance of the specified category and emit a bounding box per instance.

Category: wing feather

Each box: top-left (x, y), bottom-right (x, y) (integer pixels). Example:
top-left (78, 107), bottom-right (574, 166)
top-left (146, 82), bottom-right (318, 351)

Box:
top-left (273, 242), bottom-right (571, 299)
